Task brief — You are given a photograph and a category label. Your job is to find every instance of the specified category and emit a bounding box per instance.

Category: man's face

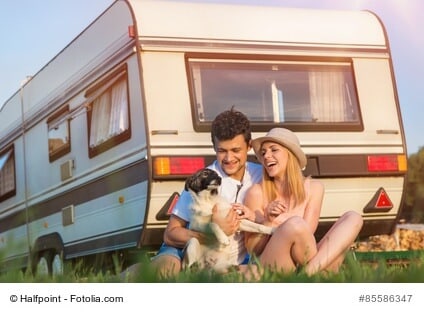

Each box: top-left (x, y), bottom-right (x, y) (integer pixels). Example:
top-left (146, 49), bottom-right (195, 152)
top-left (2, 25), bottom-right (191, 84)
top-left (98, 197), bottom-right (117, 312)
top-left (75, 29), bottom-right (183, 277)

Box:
top-left (213, 134), bottom-right (250, 181)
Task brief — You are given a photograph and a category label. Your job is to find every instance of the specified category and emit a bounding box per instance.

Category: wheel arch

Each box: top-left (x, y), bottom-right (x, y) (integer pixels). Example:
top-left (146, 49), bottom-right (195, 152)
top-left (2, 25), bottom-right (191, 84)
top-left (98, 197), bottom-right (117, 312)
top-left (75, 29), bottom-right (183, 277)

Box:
top-left (31, 233), bottom-right (64, 260)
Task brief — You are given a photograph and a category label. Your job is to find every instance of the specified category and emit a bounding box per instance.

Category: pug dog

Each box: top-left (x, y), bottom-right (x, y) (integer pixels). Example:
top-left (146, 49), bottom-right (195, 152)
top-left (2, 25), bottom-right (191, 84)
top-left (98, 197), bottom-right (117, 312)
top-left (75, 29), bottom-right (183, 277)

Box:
top-left (183, 168), bottom-right (275, 273)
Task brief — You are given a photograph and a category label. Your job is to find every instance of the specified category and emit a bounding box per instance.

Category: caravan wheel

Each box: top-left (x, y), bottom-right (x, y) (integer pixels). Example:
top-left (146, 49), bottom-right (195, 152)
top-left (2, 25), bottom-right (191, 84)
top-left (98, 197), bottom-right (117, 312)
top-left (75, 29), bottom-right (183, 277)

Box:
top-left (52, 253), bottom-right (64, 277)
top-left (36, 254), bottom-right (50, 277)
top-left (35, 251), bottom-right (63, 277)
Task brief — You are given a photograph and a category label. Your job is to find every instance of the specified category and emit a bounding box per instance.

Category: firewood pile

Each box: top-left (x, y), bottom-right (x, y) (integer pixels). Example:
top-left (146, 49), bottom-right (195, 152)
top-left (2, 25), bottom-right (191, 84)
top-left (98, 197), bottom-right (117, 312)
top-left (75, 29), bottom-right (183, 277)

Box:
top-left (353, 224), bottom-right (424, 252)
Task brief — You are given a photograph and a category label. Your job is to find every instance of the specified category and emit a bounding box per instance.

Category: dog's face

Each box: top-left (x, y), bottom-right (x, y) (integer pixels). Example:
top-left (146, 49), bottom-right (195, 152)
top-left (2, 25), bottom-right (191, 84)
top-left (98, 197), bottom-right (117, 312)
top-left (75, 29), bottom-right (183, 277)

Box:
top-left (185, 168), bottom-right (221, 196)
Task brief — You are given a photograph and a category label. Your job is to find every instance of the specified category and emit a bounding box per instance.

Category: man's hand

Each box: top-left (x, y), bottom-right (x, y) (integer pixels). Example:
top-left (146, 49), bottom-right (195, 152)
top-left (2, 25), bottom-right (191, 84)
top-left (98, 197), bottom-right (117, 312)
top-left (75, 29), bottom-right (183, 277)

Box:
top-left (232, 203), bottom-right (255, 221)
top-left (191, 230), bottom-right (212, 245)
top-left (211, 204), bottom-right (239, 236)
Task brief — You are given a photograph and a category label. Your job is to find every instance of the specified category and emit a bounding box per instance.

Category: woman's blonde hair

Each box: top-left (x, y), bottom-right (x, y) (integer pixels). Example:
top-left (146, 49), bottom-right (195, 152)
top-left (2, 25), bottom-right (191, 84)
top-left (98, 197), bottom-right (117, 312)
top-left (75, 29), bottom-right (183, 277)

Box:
top-left (261, 148), bottom-right (306, 208)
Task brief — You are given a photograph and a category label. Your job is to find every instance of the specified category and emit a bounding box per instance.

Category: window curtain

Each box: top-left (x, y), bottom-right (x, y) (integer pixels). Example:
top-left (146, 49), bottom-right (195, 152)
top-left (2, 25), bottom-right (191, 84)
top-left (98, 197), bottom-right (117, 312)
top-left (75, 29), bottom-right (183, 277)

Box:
top-left (89, 79), bottom-right (128, 147)
top-left (89, 92), bottom-right (111, 147)
top-left (109, 79), bottom-right (129, 136)
top-left (309, 71), bottom-right (346, 122)
top-left (0, 151), bottom-right (14, 195)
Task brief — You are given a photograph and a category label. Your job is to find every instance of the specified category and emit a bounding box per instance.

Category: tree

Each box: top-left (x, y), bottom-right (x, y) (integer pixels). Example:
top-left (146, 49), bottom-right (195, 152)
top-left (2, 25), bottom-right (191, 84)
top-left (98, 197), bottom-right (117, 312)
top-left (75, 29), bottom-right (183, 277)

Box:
top-left (403, 146), bottom-right (424, 222)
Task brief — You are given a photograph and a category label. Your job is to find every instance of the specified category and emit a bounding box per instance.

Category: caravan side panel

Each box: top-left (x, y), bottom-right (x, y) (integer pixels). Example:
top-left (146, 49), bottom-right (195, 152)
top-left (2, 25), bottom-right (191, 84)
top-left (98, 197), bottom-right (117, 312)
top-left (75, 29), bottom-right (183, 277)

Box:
top-left (0, 0), bottom-right (151, 271)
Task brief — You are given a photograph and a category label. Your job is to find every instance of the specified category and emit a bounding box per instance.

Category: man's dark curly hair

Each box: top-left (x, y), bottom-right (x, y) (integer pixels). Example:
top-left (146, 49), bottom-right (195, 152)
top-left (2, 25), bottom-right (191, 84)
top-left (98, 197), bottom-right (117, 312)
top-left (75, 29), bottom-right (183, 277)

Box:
top-left (211, 107), bottom-right (252, 146)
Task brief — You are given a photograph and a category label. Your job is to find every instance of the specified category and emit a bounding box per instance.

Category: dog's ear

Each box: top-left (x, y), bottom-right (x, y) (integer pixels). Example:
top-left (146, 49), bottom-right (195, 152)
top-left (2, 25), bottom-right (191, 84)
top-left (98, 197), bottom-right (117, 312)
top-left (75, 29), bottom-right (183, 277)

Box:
top-left (185, 171), bottom-right (200, 192)
top-left (184, 175), bottom-right (193, 192)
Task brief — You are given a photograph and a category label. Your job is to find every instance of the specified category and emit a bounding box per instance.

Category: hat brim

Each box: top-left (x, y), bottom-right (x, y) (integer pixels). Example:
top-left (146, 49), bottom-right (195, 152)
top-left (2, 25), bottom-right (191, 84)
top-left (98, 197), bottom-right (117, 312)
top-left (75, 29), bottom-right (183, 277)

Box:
top-left (252, 136), bottom-right (307, 170)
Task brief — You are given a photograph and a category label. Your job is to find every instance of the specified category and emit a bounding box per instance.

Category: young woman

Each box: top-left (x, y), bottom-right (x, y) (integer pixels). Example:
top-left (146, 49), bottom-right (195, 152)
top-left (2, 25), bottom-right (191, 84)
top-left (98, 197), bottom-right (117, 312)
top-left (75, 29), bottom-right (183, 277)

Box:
top-left (238, 128), bottom-right (363, 275)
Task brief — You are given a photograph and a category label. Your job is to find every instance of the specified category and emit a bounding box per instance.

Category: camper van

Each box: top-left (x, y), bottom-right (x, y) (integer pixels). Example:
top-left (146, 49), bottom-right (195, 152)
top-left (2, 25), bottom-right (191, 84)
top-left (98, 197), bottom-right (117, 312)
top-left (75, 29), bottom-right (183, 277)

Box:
top-left (0, 0), bottom-right (407, 275)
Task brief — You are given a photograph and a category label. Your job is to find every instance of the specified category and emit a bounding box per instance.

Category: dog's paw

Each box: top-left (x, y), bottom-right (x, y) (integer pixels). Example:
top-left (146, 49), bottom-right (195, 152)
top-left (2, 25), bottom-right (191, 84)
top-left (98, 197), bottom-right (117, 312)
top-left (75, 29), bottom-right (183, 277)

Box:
top-left (210, 223), bottom-right (230, 245)
top-left (217, 236), bottom-right (230, 246)
top-left (182, 238), bottom-right (201, 269)
top-left (258, 224), bottom-right (275, 235)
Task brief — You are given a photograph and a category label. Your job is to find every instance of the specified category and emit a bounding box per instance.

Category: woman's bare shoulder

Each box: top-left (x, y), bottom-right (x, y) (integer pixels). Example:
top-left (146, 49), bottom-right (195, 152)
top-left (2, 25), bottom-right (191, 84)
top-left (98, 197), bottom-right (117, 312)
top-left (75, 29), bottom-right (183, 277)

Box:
top-left (244, 183), bottom-right (264, 210)
top-left (245, 183), bottom-right (263, 199)
top-left (247, 183), bottom-right (262, 193)
top-left (308, 178), bottom-right (324, 193)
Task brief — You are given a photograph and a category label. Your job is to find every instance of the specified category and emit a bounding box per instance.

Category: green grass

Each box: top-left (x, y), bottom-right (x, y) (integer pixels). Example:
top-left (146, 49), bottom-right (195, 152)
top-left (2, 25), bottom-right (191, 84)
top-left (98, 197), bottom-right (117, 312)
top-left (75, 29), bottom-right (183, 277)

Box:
top-left (1, 251), bottom-right (424, 283)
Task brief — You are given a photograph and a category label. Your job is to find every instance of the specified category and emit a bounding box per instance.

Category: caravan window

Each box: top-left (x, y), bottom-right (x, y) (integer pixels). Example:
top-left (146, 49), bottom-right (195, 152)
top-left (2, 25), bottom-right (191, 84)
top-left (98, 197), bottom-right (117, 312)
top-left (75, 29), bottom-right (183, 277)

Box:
top-left (47, 105), bottom-right (71, 162)
top-left (188, 57), bottom-right (361, 131)
top-left (86, 65), bottom-right (131, 158)
top-left (0, 146), bottom-right (16, 201)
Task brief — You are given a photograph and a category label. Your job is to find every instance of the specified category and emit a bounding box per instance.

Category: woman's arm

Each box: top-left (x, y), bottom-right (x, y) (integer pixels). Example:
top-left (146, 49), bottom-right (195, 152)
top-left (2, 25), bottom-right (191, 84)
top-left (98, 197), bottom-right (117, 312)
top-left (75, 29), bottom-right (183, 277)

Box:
top-left (302, 179), bottom-right (325, 233)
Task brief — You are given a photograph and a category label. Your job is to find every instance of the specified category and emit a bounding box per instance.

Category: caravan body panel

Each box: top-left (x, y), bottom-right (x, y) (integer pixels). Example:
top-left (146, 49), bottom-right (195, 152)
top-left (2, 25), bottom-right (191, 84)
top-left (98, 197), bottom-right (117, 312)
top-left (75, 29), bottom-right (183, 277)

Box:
top-left (0, 0), bottom-right (406, 271)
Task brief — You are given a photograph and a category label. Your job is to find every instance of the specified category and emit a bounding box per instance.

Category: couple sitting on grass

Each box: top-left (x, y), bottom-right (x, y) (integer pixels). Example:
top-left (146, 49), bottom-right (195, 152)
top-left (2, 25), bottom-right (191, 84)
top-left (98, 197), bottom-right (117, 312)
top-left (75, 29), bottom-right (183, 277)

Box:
top-left (150, 108), bottom-right (363, 279)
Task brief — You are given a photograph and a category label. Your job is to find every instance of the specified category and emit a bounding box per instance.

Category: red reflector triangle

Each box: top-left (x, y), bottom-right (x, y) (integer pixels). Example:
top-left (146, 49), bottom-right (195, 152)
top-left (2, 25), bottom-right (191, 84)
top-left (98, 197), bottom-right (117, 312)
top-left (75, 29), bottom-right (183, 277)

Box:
top-left (375, 190), bottom-right (393, 209)
top-left (166, 194), bottom-right (180, 215)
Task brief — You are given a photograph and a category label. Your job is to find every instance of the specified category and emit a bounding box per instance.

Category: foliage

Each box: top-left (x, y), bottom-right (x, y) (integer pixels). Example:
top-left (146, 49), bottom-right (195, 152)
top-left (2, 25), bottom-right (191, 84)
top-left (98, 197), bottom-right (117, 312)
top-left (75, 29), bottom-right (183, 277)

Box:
top-left (128, 251), bottom-right (424, 283)
top-left (3, 251), bottom-right (423, 283)
top-left (403, 147), bottom-right (424, 223)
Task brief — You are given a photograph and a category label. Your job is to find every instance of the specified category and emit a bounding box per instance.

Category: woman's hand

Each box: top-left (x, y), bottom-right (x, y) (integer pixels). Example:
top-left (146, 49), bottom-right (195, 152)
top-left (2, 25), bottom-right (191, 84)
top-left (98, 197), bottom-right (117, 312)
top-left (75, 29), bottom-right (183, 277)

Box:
top-left (265, 200), bottom-right (288, 221)
top-left (265, 200), bottom-right (289, 226)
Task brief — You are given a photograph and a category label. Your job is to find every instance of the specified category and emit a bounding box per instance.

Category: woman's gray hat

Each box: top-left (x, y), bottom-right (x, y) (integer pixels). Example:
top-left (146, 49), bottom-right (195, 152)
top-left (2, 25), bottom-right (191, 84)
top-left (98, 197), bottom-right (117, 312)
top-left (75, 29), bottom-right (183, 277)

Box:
top-left (252, 128), bottom-right (307, 169)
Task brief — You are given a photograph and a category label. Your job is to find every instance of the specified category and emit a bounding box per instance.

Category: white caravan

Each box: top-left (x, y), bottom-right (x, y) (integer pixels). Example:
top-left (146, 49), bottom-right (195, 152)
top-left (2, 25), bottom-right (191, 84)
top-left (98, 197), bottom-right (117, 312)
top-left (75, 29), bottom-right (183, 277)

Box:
top-left (0, 0), bottom-right (407, 274)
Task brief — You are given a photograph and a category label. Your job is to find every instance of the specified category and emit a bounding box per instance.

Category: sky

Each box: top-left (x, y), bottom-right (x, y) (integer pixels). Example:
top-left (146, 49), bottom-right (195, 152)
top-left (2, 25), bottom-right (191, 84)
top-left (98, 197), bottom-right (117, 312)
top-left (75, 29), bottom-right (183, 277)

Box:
top-left (0, 0), bottom-right (423, 155)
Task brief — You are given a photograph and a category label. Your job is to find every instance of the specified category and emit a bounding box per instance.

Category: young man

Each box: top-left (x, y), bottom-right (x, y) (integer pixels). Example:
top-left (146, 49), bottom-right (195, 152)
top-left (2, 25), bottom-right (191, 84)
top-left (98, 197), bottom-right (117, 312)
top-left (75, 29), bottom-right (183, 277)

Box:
top-left (150, 108), bottom-right (262, 277)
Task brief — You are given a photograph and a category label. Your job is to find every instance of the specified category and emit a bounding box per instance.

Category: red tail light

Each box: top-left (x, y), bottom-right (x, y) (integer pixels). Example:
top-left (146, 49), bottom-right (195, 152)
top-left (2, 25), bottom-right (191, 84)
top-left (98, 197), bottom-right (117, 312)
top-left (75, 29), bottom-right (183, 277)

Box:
top-left (367, 154), bottom-right (407, 172)
top-left (154, 156), bottom-right (206, 177)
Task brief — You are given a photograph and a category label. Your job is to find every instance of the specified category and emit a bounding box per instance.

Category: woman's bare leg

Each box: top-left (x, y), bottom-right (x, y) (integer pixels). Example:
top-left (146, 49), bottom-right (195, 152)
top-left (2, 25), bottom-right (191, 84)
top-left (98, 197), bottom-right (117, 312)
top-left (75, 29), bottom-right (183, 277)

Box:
top-left (305, 211), bottom-right (363, 275)
top-left (259, 216), bottom-right (317, 273)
